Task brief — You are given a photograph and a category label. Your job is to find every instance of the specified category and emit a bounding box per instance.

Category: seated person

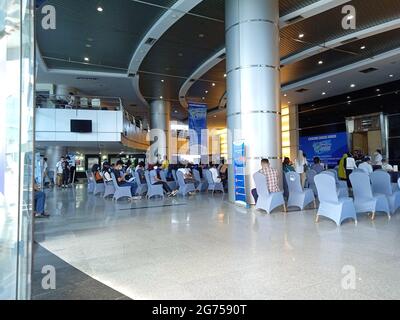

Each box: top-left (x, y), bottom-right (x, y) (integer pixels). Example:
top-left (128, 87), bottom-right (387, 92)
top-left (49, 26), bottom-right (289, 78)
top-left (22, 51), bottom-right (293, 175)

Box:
top-left (209, 164), bottom-right (221, 183)
top-left (150, 170), bottom-right (178, 197)
top-left (311, 157), bottom-right (324, 174)
top-left (178, 164), bottom-right (199, 188)
top-left (102, 162), bottom-right (113, 183)
top-left (358, 157), bottom-right (373, 175)
top-left (282, 157), bottom-right (295, 173)
top-left (382, 159), bottom-right (394, 172)
top-left (34, 184), bottom-right (49, 218)
top-left (259, 159), bottom-right (280, 193)
top-left (91, 164), bottom-right (103, 183)
top-left (135, 162), bottom-right (147, 184)
top-left (114, 160), bottom-right (140, 199)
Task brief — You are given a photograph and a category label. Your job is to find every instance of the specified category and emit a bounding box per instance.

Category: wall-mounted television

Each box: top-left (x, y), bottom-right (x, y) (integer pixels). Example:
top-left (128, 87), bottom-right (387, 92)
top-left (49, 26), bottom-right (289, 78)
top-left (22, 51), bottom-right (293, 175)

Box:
top-left (71, 120), bottom-right (92, 133)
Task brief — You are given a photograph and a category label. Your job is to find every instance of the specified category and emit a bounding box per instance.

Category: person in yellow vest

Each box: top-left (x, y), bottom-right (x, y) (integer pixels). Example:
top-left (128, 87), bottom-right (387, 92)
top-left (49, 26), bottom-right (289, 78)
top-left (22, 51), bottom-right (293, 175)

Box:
top-left (161, 155), bottom-right (170, 170)
top-left (338, 153), bottom-right (348, 180)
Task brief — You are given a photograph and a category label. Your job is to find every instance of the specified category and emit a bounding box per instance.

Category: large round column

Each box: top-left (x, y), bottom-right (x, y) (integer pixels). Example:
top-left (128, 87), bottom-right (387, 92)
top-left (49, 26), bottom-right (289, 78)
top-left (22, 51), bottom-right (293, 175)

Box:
top-left (225, 0), bottom-right (281, 204)
top-left (150, 100), bottom-right (171, 163)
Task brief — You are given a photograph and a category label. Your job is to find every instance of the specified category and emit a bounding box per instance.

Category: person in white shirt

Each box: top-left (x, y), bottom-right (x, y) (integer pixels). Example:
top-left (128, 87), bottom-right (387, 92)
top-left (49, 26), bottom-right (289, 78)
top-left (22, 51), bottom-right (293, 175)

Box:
top-left (358, 157), bottom-right (373, 175)
top-left (178, 163), bottom-right (199, 189)
top-left (209, 165), bottom-right (221, 183)
top-left (294, 150), bottom-right (308, 187)
top-left (55, 156), bottom-right (65, 187)
top-left (382, 159), bottom-right (394, 172)
top-left (373, 149), bottom-right (383, 166)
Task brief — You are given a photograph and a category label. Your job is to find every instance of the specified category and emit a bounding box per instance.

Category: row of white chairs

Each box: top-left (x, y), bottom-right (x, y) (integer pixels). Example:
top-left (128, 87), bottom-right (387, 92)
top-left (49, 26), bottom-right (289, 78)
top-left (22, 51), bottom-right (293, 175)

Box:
top-left (254, 169), bottom-right (400, 227)
top-left (87, 169), bottom-right (224, 201)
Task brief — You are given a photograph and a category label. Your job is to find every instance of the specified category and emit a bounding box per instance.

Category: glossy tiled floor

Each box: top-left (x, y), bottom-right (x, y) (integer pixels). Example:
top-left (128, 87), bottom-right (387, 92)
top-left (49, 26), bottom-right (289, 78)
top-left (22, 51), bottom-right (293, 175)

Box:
top-left (34, 185), bottom-right (400, 300)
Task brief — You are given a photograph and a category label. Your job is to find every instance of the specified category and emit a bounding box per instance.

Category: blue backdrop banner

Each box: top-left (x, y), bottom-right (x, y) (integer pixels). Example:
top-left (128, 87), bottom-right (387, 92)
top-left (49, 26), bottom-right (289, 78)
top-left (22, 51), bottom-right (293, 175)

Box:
top-left (188, 103), bottom-right (208, 150)
top-left (233, 142), bottom-right (247, 206)
top-left (299, 132), bottom-right (349, 166)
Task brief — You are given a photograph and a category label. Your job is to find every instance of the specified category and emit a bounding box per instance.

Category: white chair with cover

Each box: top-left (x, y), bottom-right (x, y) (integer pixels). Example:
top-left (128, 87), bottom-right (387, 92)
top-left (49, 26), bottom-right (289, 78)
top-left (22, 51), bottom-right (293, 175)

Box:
top-left (193, 169), bottom-right (208, 192)
top-left (111, 172), bottom-right (132, 201)
top-left (176, 171), bottom-right (196, 196)
top-left (134, 171), bottom-right (148, 196)
top-left (350, 171), bottom-right (390, 220)
top-left (314, 174), bottom-right (357, 226)
top-left (92, 172), bottom-right (105, 196)
top-left (103, 179), bottom-right (115, 199)
top-left (320, 170), bottom-right (349, 198)
top-left (160, 170), bottom-right (177, 191)
top-left (285, 172), bottom-right (316, 210)
top-left (86, 170), bottom-right (95, 194)
top-left (306, 169), bottom-right (318, 197)
top-left (145, 171), bottom-right (164, 199)
top-left (204, 170), bottom-right (224, 194)
top-left (370, 170), bottom-right (400, 214)
top-left (253, 172), bottom-right (286, 214)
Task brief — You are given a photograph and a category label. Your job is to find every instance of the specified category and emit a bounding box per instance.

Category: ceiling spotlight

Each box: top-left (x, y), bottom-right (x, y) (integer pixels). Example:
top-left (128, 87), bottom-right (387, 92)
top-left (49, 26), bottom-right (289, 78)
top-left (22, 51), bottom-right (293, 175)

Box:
top-left (350, 84), bottom-right (356, 88)
top-left (376, 88), bottom-right (380, 92)
top-left (327, 80), bottom-right (332, 84)
top-left (224, 74), bottom-right (227, 78)
top-left (160, 96), bottom-right (163, 99)
top-left (347, 96), bottom-right (351, 99)
top-left (283, 94), bottom-right (287, 97)
top-left (288, 101), bottom-right (291, 104)
top-left (202, 97), bottom-right (205, 100)
top-left (84, 57), bottom-right (90, 62)
top-left (322, 92), bottom-right (326, 95)
top-left (198, 33), bottom-right (205, 38)
top-left (389, 74), bottom-right (394, 78)
top-left (213, 115), bottom-right (217, 118)
top-left (161, 79), bottom-right (164, 83)
top-left (298, 33), bottom-right (305, 39)
top-left (212, 83), bottom-right (216, 87)
top-left (360, 45), bottom-right (366, 50)
top-left (174, 110), bottom-right (178, 113)
top-left (97, 6), bottom-right (103, 12)
top-left (318, 60), bottom-right (323, 65)
top-left (85, 44), bottom-right (92, 48)
top-left (205, 90), bottom-right (208, 94)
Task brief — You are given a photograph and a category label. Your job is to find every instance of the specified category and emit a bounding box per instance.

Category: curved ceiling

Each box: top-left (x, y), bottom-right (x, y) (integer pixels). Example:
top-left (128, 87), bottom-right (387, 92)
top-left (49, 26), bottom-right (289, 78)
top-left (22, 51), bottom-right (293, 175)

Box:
top-left (36, 0), bottom-right (400, 125)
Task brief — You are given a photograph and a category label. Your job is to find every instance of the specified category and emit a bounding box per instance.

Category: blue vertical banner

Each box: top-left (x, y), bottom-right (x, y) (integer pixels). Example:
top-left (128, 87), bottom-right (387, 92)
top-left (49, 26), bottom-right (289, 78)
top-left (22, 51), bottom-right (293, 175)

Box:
top-left (188, 103), bottom-right (208, 157)
top-left (233, 142), bottom-right (247, 206)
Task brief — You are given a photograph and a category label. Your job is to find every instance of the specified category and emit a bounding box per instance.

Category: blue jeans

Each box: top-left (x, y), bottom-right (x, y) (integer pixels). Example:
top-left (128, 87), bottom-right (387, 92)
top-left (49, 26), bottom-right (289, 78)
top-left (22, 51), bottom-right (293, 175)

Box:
top-left (120, 182), bottom-right (138, 196)
top-left (35, 191), bottom-right (46, 214)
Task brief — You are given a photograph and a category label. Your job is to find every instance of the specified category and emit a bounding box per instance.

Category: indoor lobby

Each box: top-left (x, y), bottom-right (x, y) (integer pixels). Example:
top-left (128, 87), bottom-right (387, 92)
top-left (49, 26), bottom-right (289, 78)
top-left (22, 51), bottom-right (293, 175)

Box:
top-left (1, 0), bottom-right (400, 302)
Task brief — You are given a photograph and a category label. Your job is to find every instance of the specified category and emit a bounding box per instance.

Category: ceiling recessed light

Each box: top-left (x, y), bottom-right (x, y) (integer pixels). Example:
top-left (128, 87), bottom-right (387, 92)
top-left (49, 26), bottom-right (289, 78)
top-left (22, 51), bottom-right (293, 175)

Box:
top-left (288, 101), bottom-right (291, 104)
top-left (212, 83), bottom-right (216, 87)
top-left (318, 60), bottom-right (323, 65)
top-left (283, 94), bottom-right (287, 97)
top-left (322, 92), bottom-right (326, 95)
top-left (174, 110), bottom-right (178, 113)
top-left (347, 96), bottom-right (351, 99)
top-left (85, 44), bottom-right (92, 48)
top-left (160, 96), bottom-right (163, 99)
top-left (202, 97), bottom-right (205, 100)
top-left (327, 80), bottom-right (332, 84)
top-left (213, 115), bottom-right (217, 118)
top-left (97, 6), bottom-right (103, 12)
top-left (161, 79), bottom-right (164, 83)
top-left (360, 45), bottom-right (366, 50)
top-left (205, 90), bottom-right (208, 94)
top-left (376, 88), bottom-right (380, 92)
top-left (224, 73), bottom-right (227, 78)
top-left (378, 94), bottom-right (382, 97)
top-left (84, 57), bottom-right (90, 62)
top-left (350, 84), bottom-right (356, 88)
top-left (87, 38), bottom-right (94, 42)
top-left (389, 74), bottom-right (394, 78)
top-left (198, 33), bottom-right (205, 38)
top-left (298, 33), bottom-right (305, 38)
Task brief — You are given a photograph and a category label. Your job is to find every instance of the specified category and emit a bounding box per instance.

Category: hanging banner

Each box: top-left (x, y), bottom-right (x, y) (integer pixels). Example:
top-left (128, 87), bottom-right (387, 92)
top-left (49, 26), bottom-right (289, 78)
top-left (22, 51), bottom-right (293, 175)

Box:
top-left (233, 141), bottom-right (247, 206)
top-left (188, 103), bottom-right (208, 159)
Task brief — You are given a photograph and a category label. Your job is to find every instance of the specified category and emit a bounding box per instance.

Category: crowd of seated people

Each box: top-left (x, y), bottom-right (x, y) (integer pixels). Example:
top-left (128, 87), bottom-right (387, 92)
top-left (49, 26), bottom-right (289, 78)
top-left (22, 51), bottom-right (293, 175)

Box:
top-left (88, 157), bottom-right (229, 200)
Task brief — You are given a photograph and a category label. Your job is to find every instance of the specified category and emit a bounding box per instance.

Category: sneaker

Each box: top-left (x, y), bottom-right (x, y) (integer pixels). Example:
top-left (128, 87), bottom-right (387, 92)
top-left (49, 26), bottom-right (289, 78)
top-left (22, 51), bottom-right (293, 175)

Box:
top-left (171, 190), bottom-right (178, 196)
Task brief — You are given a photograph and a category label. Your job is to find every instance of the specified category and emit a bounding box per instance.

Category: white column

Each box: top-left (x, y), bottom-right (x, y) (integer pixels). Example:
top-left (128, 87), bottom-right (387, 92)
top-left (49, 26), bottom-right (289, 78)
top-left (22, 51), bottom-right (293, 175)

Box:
top-left (226, 0), bottom-right (281, 204)
top-left (150, 100), bottom-right (171, 163)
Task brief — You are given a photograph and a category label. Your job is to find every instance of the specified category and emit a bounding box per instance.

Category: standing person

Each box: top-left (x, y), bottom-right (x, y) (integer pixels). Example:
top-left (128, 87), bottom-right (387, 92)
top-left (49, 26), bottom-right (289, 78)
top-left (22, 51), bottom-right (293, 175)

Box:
top-left (34, 183), bottom-right (49, 218)
top-left (373, 149), bottom-right (383, 166)
top-left (161, 155), bottom-right (170, 171)
top-left (55, 156), bottom-right (65, 187)
top-left (259, 159), bottom-right (280, 193)
top-left (345, 152), bottom-right (357, 187)
top-left (67, 155), bottom-right (76, 184)
top-left (61, 156), bottom-right (71, 188)
top-left (294, 150), bottom-right (308, 187)
top-left (42, 157), bottom-right (49, 187)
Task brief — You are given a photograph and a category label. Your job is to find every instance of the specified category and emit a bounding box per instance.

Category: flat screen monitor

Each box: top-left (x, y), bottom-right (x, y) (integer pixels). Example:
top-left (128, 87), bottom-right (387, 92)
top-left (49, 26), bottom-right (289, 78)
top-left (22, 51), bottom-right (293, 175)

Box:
top-left (70, 120), bottom-right (92, 133)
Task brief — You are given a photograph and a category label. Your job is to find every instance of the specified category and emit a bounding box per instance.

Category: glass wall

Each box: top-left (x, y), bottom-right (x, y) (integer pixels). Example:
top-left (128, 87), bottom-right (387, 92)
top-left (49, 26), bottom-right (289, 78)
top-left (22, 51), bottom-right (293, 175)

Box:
top-left (0, 0), bottom-right (34, 300)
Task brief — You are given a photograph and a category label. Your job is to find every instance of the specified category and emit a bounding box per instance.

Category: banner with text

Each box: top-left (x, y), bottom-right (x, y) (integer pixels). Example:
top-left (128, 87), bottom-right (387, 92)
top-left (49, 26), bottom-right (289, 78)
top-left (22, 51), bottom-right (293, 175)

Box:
top-left (299, 132), bottom-right (349, 166)
top-left (188, 103), bottom-right (208, 161)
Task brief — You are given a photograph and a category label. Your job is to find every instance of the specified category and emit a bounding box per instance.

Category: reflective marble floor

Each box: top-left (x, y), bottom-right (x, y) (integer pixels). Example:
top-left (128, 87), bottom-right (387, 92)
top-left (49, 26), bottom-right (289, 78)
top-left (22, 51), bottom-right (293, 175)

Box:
top-left (34, 185), bottom-right (400, 300)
